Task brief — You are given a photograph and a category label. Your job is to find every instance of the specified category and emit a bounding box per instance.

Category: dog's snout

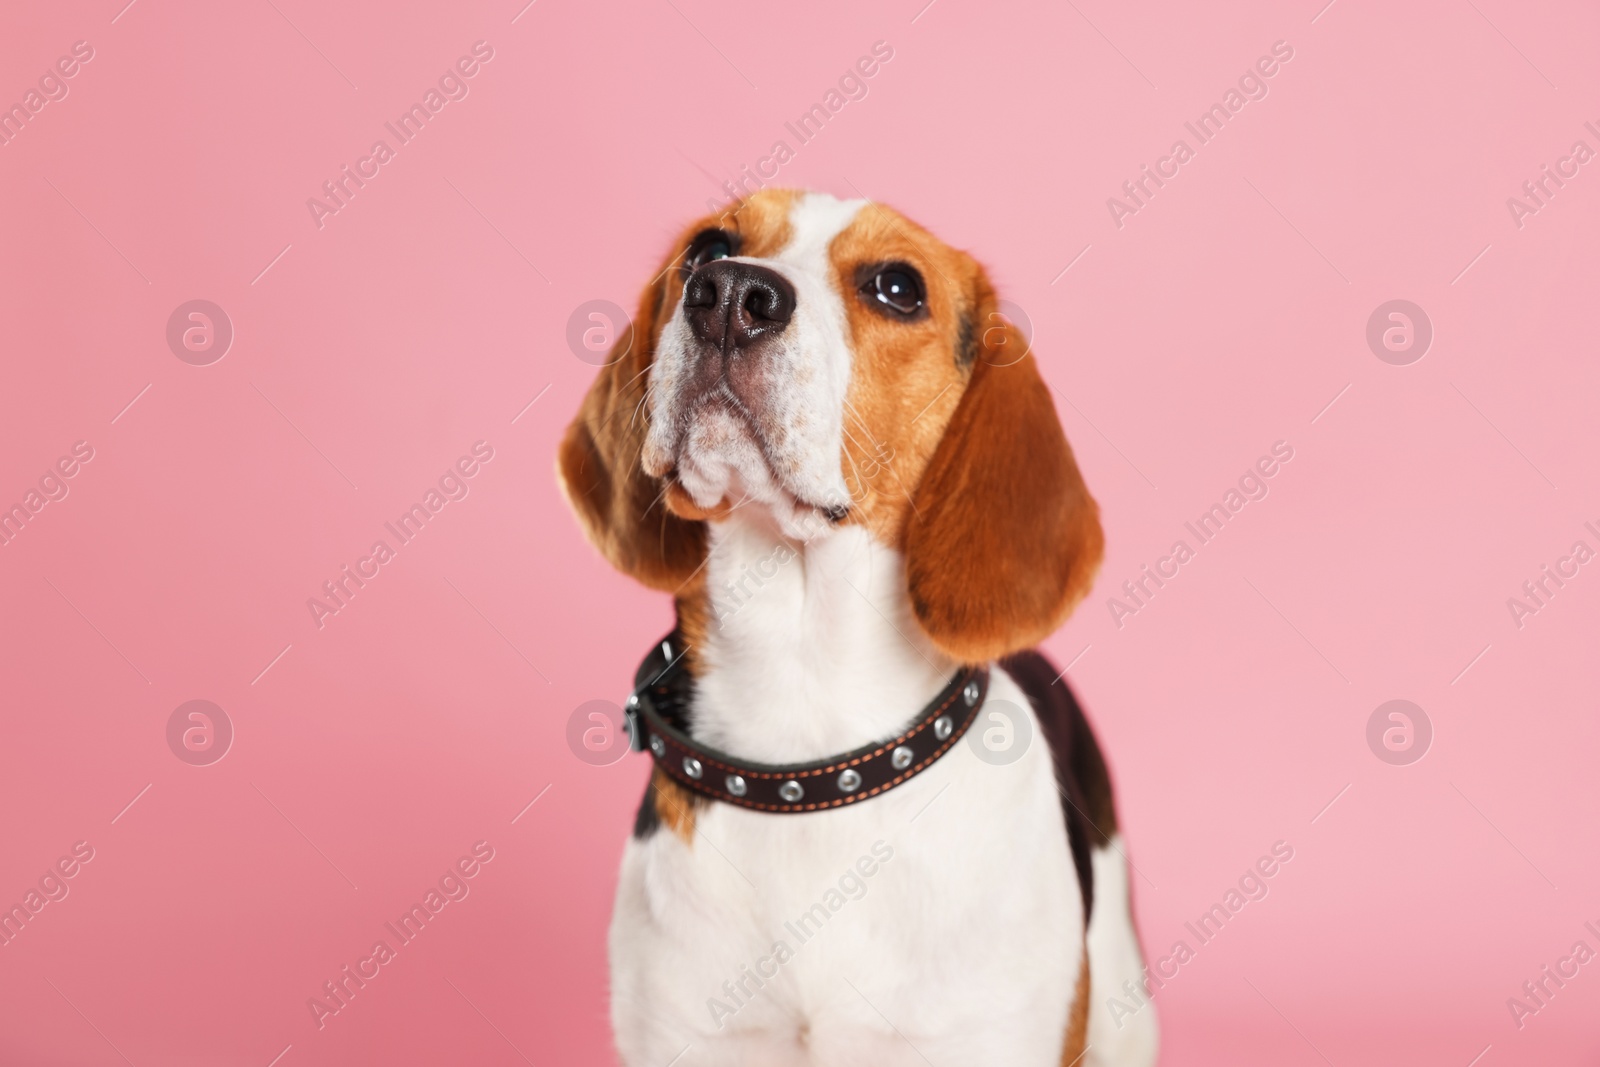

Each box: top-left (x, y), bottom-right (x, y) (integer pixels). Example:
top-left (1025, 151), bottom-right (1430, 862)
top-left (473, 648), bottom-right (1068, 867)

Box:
top-left (683, 261), bottom-right (796, 352)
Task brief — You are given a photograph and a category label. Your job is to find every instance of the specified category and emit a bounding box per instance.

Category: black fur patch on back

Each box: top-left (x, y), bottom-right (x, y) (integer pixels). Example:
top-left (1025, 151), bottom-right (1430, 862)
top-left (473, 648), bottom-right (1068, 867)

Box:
top-left (1000, 649), bottom-right (1119, 926)
top-left (633, 777), bottom-right (661, 838)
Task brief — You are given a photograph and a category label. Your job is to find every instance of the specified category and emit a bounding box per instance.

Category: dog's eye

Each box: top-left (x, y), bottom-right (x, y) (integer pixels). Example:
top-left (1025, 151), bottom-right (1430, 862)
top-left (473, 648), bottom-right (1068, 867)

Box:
top-left (684, 230), bottom-right (735, 273)
top-left (861, 264), bottom-right (925, 317)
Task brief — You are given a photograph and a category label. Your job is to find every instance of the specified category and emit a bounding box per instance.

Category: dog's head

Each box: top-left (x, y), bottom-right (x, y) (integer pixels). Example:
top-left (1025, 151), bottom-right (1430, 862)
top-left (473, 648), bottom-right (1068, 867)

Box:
top-left (558, 190), bottom-right (1102, 662)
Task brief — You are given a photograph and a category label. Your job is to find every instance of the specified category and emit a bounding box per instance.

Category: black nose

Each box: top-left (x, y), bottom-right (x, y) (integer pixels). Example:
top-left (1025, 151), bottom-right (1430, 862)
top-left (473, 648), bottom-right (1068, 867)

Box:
top-left (682, 260), bottom-right (796, 352)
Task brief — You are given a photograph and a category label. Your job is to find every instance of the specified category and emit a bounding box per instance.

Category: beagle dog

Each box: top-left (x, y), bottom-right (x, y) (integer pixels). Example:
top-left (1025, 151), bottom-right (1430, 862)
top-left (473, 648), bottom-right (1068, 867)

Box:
top-left (558, 190), bottom-right (1157, 1067)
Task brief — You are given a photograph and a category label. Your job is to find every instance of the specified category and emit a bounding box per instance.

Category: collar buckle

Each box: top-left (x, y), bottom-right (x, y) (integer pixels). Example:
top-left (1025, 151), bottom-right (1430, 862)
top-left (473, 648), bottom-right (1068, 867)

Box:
top-left (623, 694), bottom-right (645, 753)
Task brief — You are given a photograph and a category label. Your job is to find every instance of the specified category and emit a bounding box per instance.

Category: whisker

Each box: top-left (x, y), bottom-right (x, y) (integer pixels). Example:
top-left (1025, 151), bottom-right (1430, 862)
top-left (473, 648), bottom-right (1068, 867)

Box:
top-left (839, 429), bottom-right (875, 465)
top-left (841, 448), bottom-right (867, 502)
top-left (841, 398), bottom-right (875, 432)
top-left (839, 423), bottom-right (881, 462)
top-left (617, 357), bottom-right (652, 393)
top-left (630, 385), bottom-right (653, 430)
top-left (842, 401), bottom-right (893, 458)
top-left (645, 473), bottom-right (675, 515)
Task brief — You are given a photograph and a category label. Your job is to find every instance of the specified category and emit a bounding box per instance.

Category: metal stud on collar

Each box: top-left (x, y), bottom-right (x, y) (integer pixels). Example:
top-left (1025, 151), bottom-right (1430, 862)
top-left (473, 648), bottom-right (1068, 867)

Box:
top-left (626, 633), bottom-right (989, 814)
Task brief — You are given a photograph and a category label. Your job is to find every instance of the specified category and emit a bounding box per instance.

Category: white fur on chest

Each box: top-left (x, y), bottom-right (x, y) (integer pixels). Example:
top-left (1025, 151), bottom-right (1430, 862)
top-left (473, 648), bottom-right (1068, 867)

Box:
top-left (609, 523), bottom-right (1082, 1067)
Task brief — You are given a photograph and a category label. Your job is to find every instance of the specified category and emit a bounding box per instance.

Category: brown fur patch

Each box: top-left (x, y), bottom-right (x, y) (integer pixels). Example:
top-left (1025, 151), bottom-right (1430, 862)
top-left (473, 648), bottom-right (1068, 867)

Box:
top-left (825, 199), bottom-right (1103, 662)
top-left (557, 191), bottom-right (804, 588)
top-left (559, 188), bottom-right (1103, 660)
top-left (901, 338), bottom-right (1102, 662)
top-left (650, 768), bottom-right (700, 842)
top-left (1062, 951), bottom-right (1091, 1066)
top-left (716, 190), bottom-right (798, 260)
top-left (675, 582), bottom-right (712, 666)
top-left (830, 201), bottom-right (982, 548)
top-left (556, 295), bottom-right (703, 591)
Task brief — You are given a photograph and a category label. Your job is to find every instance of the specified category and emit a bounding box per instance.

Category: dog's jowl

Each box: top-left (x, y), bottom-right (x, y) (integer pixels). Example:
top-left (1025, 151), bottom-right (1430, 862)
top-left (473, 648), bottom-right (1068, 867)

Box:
top-left (559, 189), bottom-right (1157, 1067)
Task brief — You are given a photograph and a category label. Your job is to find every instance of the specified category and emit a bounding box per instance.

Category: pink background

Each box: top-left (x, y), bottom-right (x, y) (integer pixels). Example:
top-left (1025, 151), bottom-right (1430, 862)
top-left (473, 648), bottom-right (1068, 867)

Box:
top-left (2, 0), bottom-right (1597, 1064)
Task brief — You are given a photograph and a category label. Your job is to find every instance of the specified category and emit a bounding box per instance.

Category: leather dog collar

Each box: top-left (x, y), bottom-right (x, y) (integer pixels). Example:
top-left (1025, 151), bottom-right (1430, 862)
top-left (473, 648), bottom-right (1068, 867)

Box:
top-left (624, 632), bottom-right (990, 813)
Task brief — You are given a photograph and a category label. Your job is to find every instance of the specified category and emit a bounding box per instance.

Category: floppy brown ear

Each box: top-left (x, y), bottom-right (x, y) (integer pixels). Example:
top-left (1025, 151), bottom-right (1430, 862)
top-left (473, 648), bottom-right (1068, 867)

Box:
top-left (904, 318), bottom-right (1103, 663)
top-left (557, 287), bottom-right (706, 592)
